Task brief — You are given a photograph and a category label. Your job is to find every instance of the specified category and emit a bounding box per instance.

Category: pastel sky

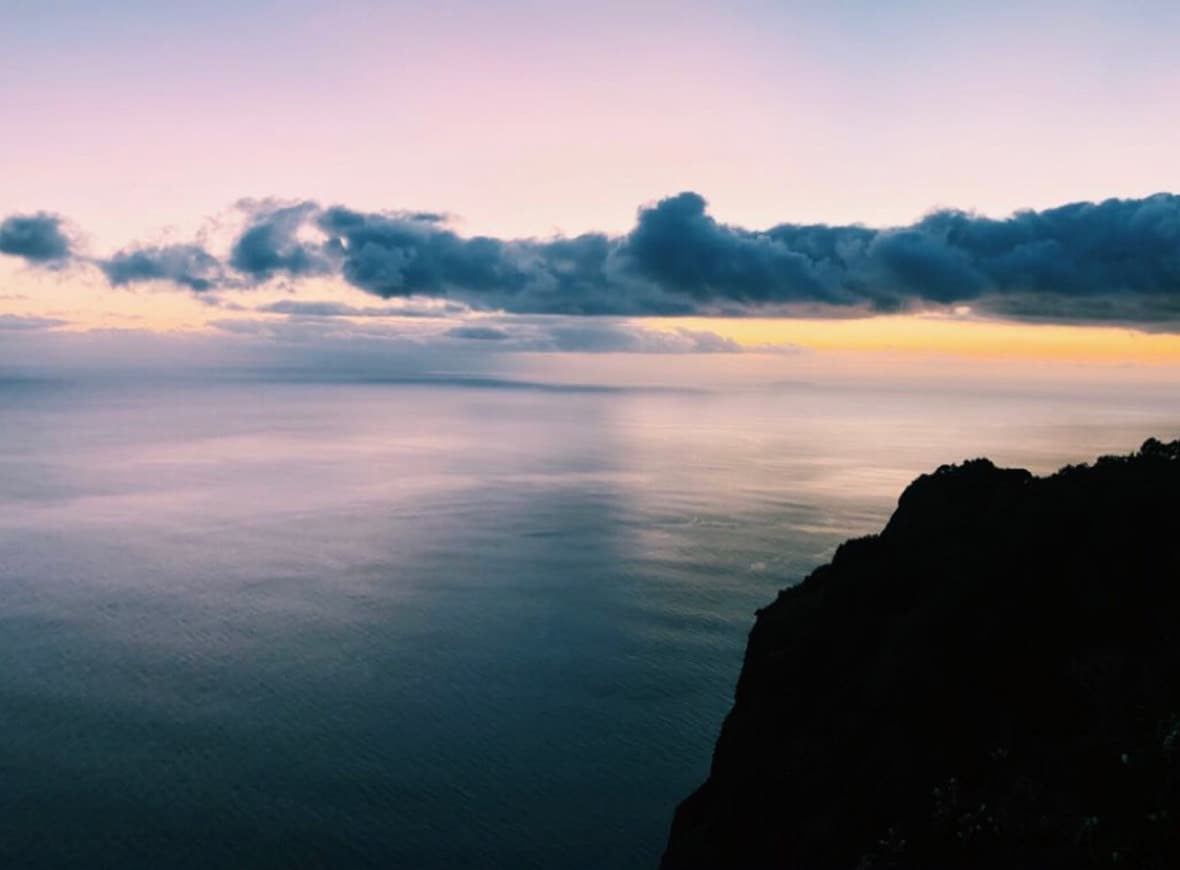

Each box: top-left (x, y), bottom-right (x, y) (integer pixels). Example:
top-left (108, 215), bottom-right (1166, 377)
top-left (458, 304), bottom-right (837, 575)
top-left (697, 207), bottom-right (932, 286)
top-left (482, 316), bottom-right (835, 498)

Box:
top-left (3, 0), bottom-right (1180, 371)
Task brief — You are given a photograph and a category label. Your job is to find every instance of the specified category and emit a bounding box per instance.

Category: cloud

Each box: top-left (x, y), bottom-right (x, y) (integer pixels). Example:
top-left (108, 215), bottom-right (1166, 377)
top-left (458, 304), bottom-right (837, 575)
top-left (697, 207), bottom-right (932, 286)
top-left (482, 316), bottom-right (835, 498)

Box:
top-left (444, 317), bottom-right (746, 353)
top-left (215, 311), bottom-right (745, 354)
top-left (208, 316), bottom-right (425, 343)
top-left (446, 325), bottom-right (511, 340)
top-left (308, 208), bottom-right (680, 315)
top-left (257, 300), bottom-right (385, 317)
top-left (195, 294), bottom-right (248, 311)
top-left (99, 244), bottom-right (223, 291)
top-left (526, 322), bottom-right (743, 353)
top-left (230, 201), bottom-right (331, 281)
top-left (0, 213), bottom-right (71, 263)
top-left (0, 314), bottom-right (68, 330)
top-left (316, 206), bottom-right (534, 296)
top-left (6, 192), bottom-right (1180, 327)
top-left (256, 299), bottom-right (468, 318)
top-left (622, 192), bottom-right (866, 308)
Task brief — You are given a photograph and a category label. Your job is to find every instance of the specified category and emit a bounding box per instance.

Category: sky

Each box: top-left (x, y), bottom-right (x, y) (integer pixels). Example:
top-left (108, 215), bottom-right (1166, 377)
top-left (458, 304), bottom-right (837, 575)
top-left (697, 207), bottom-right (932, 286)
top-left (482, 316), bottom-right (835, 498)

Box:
top-left (3, 0), bottom-right (1180, 376)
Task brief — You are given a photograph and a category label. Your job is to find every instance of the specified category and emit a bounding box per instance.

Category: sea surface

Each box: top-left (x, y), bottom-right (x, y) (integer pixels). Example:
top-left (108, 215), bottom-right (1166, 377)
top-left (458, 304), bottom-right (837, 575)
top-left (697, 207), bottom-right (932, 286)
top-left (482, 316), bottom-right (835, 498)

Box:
top-left (2, 375), bottom-right (1178, 868)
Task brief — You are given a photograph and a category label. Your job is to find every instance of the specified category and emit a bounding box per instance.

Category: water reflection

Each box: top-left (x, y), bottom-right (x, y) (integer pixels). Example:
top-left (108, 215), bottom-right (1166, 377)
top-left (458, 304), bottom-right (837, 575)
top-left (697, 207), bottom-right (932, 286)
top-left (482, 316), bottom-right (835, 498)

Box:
top-left (0, 378), bottom-right (1177, 868)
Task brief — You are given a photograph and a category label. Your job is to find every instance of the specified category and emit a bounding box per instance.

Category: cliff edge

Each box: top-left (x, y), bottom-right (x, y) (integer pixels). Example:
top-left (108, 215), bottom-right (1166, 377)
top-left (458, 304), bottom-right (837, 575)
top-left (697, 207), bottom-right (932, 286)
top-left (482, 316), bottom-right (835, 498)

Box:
top-left (662, 439), bottom-right (1180, 869)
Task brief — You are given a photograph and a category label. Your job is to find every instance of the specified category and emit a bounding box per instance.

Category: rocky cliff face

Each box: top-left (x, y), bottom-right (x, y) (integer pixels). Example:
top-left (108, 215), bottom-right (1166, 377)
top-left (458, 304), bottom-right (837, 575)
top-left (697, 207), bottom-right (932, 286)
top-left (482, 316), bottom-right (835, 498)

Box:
top-left (662, 439), bottom-right (1180, 870)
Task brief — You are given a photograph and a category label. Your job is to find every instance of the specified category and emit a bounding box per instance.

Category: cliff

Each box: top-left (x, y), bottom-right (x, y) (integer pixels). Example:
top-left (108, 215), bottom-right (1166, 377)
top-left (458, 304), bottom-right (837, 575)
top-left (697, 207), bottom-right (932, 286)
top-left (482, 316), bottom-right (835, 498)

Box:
top-left (662, 438), bottom-right (1180, 869)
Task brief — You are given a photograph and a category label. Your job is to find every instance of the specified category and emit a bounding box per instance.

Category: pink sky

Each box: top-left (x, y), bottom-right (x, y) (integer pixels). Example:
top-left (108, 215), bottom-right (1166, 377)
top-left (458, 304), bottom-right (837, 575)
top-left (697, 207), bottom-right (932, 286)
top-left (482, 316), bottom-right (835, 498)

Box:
top-left (3, 0), bottom-right (1180, 365)
top-left (3, 1), bottom-right (1178, 248)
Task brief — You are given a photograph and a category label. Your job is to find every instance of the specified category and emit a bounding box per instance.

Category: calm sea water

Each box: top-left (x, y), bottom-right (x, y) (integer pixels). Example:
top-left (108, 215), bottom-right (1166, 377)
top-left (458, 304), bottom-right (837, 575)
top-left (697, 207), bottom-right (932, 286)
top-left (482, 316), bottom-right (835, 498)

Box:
top-left (1, 375), bottom-right (1177, 868)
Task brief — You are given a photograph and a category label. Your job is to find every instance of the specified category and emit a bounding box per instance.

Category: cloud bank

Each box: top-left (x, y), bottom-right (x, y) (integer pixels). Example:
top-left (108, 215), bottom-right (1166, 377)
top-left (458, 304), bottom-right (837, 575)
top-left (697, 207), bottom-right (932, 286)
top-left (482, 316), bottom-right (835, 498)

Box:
top-left (3, 192), bottom-right (1180, 326)
top-left (214, 311), bottom-right (748, 355)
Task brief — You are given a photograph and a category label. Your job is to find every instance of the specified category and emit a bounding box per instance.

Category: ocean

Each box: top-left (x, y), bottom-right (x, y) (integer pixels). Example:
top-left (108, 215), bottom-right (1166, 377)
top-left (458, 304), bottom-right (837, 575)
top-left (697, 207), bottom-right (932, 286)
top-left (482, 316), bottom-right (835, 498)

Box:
top-left (1, 374), bottom-right (1177, 868)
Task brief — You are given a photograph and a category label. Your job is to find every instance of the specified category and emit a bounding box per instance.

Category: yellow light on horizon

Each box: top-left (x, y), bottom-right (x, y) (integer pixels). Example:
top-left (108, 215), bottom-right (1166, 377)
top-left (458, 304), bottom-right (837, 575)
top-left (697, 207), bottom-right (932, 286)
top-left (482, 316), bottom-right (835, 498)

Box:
top-left (655, 314), bottom-right (1180, 365)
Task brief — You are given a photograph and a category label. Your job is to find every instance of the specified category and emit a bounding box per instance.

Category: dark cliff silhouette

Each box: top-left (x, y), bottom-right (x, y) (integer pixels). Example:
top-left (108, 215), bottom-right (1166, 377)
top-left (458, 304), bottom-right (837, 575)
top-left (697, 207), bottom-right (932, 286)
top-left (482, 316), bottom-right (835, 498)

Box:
top-left (662, 439), bottom-right (1180, 869)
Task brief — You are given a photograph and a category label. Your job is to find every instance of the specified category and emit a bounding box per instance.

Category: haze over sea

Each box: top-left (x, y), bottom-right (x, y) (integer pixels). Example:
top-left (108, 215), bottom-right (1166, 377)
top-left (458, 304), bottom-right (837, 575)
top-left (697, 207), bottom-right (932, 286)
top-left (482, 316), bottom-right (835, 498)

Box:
top-left (2, 371), bottom-right (1177, 869)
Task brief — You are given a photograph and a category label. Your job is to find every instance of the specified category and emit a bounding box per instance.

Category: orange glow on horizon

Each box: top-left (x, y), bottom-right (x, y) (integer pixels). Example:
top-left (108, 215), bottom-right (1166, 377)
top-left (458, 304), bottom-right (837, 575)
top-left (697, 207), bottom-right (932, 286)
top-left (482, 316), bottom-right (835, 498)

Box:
top-left (5, 253), bottom-right (1180, 366)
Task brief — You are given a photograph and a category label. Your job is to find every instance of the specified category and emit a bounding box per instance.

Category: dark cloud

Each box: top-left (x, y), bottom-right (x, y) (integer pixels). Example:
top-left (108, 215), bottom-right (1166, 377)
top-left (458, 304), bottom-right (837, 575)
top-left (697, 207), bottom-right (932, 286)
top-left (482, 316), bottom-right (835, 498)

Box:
top-left (868, 198), bottom-right (1180, 305)
top-left (6, 192), bottom-right (1180, 327)
top-left (230, 201), bottom-right (331, 281)
top-left (980, 292), bottom-right (1180, 327)
top-left (622, 192), bottom-right (1180, 319)
top-left (316, 206), bottom-right (530, 297)
top-left (446, 325), bottom-right (511, 340)
top-left (242, 204), bottom-right (671, 315)
top-left (0, 213), bottom-right (71, 263)
top-left (99, 245), bottom-right (223, 292)
top-left (221, 191), bottom-right (1180, 325)
top-left (622, 192), bottom-right (853, 306)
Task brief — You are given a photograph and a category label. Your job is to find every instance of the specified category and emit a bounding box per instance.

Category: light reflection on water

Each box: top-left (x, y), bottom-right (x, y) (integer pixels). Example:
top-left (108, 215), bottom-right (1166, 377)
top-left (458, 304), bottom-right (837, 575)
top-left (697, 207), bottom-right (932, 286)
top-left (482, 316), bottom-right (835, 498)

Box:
top-left (1, 377), bottom-right (1177, 868)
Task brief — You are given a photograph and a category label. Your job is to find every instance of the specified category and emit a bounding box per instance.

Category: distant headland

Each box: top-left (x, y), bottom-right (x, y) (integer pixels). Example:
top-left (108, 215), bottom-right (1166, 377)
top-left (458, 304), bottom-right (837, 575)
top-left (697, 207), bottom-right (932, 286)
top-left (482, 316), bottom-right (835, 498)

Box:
top-left (663, 439), bottom-right (1180, 869)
